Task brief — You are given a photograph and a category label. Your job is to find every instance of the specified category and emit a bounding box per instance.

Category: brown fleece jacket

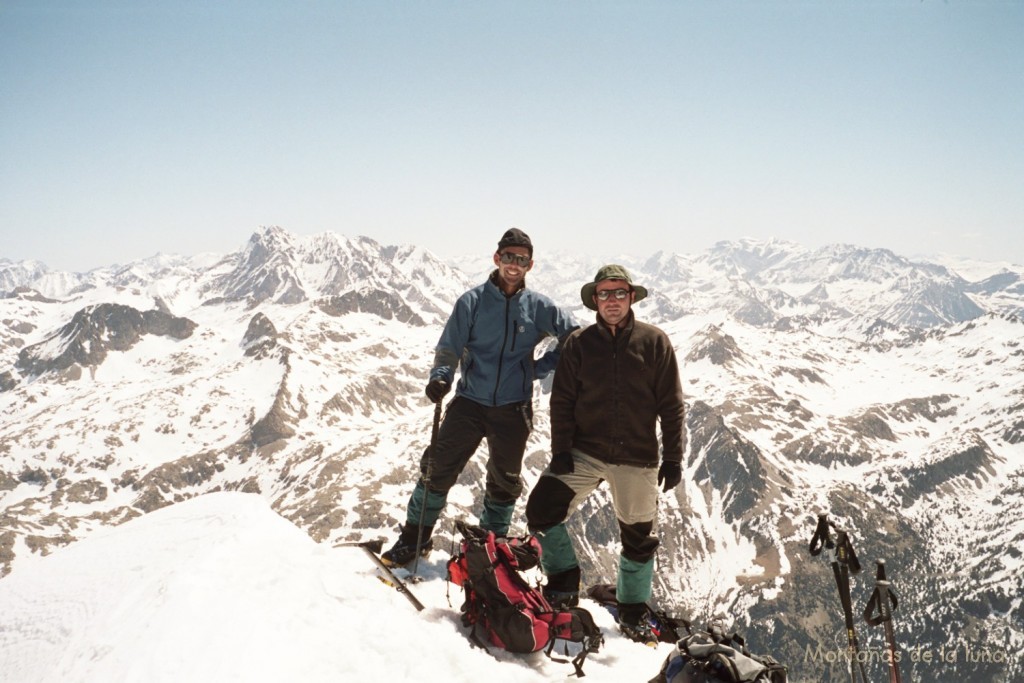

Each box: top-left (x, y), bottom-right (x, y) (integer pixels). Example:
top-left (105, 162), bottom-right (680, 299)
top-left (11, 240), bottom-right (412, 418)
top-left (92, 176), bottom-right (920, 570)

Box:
top-left (550, 311), bottom-right (686, 467)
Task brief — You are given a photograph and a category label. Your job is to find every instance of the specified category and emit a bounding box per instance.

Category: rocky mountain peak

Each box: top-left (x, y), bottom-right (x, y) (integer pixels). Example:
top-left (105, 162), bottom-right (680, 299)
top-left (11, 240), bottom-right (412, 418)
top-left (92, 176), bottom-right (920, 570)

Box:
top-left (879, 279), bottom-right (985, 327)
top-left (9, 303), bottom-right (196, 385)
top-left (685, 324), bottom-right (746, 366)
top-left (206, 226), bottom-right (307, 305)
top-left (0, 259), bottom-right (49, 294)
top-left (2, 286), bottom-right (57, 303)
top-left (242, 312), bottom-right (279, 358)
top-left (198, 228), bottom-right (461, 314)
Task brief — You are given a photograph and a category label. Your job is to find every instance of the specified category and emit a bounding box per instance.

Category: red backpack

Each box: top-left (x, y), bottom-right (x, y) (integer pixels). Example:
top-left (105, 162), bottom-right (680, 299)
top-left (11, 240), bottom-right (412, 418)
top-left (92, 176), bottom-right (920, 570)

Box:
top-left (446, 521), bottom-right (603, 676)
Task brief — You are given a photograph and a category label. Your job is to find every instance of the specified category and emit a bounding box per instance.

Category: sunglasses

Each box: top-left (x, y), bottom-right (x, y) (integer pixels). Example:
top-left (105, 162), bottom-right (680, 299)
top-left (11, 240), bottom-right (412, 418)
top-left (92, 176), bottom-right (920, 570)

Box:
top-left (499, 252), bottom-right (532, 267)
top-left (594, 288), bottom-right (631, 301)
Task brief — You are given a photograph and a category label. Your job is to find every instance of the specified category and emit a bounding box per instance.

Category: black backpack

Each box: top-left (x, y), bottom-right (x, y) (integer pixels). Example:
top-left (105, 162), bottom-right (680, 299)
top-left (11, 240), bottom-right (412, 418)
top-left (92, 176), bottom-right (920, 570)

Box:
top-left (586, 583), bottom-right (691, 643)
top-left (446, 521), bottom-right (603, 676)
top-left (649, 624), bottom-right (788, 683)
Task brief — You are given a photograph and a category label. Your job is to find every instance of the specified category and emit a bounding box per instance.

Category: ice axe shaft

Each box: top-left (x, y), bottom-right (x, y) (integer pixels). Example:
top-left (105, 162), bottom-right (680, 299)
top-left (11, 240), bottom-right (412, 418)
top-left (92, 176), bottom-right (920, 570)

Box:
top-left (410, 400), bottom-right (442, 580)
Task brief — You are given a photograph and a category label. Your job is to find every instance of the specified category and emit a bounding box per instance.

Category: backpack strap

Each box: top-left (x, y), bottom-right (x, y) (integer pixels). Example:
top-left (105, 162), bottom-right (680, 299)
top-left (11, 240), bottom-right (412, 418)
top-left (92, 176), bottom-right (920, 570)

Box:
top-left (467, 622), bottom-right (493, 655)
top-left (542, 607), bottom-right (602, 676)
top-left (568, 607), bottom-right (603, 650)
top-left (543, 635), bottom-right (592, 678)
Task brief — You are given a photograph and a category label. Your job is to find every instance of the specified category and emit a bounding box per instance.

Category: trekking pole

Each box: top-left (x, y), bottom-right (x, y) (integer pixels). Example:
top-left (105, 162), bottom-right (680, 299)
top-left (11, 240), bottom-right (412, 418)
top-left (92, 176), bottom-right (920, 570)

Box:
top-left (864, 559), bottom-right (902, 683)
top-left (809, 513), bottom-right (869, 683)
top-left (410, 400), bottom-right (442, 581)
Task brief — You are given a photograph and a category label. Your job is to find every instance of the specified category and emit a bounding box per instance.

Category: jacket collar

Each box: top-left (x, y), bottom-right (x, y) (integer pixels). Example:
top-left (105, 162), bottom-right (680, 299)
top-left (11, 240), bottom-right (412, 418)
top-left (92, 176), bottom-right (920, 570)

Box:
top-left (596, 309), bottom-right (635, 339)
top-left (488, 269), bottom-right (526, 298)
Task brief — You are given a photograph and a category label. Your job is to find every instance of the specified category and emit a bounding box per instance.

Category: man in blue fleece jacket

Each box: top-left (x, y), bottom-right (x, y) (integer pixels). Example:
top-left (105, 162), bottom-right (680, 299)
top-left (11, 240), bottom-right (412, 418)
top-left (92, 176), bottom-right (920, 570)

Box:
top-left (382, 228), bottom-right (578, 566)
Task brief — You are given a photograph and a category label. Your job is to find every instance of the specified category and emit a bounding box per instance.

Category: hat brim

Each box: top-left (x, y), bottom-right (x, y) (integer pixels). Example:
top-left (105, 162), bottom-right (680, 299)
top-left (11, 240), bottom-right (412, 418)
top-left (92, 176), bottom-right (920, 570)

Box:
top-left (580, 283), bottom-right (648, 311)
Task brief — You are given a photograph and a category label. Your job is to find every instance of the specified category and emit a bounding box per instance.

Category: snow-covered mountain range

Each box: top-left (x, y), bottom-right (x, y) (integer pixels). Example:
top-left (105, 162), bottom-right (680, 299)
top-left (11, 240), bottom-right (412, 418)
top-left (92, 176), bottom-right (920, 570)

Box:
top-left (2, 226), bottom-right (1023, 681)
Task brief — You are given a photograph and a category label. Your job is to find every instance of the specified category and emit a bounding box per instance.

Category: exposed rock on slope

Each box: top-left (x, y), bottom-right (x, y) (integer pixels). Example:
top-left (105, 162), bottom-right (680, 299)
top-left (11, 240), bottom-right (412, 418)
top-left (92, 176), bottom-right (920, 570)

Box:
top-left (12, 304), bottom-right (196, 380)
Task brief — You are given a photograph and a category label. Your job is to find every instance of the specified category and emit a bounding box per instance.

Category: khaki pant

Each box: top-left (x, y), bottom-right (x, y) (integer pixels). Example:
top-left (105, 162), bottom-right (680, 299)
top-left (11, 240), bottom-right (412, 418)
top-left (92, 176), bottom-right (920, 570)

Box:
top-left (557, 449), bottom-right (658, 526)
top-left (525, 450), bottom-right (661, 603)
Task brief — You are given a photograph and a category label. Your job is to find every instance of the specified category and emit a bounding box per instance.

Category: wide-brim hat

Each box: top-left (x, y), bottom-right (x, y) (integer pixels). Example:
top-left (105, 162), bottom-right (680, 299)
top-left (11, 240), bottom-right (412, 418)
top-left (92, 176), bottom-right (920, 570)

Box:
top-left (580, 264), bottom-right (648, 310)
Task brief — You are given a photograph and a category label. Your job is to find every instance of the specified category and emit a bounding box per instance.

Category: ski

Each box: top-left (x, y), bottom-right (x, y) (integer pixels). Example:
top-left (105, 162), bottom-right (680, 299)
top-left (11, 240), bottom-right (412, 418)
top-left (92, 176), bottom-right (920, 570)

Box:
top-left (335, 539), bottom-right (425, 611)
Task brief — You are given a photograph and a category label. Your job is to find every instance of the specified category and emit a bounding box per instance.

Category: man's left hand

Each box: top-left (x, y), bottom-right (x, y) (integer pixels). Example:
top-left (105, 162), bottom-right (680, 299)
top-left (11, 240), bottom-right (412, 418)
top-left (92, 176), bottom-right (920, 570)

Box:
top-left (658, 461), bottom-right (681, 492)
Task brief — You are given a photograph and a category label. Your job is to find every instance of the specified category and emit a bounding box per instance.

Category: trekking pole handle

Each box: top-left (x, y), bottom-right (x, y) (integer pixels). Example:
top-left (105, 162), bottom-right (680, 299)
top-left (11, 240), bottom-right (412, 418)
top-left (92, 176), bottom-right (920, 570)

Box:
top-left (809, 513), bottom-right (832, 556)
top-left (872, 561), bottom-right (897, 610)
top-left (864, 580), bottom-right (898, 625)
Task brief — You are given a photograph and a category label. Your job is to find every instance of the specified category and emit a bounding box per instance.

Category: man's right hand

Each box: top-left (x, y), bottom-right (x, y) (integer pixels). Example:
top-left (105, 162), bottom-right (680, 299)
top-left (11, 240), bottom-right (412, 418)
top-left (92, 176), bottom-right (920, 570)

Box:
top-left (425, 379), bottom-right (450, 403)
top-left (550, 451), bottom-right (574, 475)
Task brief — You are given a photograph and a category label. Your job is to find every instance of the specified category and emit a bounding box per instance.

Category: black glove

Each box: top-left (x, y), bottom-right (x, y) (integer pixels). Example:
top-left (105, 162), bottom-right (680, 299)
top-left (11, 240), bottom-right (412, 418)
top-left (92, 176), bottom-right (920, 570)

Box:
top-left (658, 461), bottom-right (681, 492)
top-left (550, 451), bottom-right (575, 475)
top-left (425, 379), bottom-right (450, 403)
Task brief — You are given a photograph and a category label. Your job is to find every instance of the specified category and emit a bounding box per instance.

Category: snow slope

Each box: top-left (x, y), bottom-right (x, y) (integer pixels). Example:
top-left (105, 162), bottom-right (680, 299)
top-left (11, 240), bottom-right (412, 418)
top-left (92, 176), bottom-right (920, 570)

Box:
top-left (0, 491), bottom-right (669, 683)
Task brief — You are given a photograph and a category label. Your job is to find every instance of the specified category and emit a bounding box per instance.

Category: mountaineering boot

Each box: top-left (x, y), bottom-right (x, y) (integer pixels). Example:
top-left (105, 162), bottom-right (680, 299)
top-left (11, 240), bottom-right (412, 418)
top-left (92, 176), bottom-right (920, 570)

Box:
top-left (617, 602), bottom-right (658, 647)
top-left (382, 482), bottom-right (447, 566)
top-left (616, 555), bottom-right (656, 644)
top-left (380, 524), bottom-right (434, 567)
top-left (542, 565), bottom-right (581, 609)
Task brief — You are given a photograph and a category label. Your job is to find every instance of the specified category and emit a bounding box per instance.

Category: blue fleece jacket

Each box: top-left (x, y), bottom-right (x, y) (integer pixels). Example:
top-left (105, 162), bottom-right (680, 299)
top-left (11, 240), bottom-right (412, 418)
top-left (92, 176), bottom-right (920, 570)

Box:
top-left (429, 272), bottom-right (578, 407)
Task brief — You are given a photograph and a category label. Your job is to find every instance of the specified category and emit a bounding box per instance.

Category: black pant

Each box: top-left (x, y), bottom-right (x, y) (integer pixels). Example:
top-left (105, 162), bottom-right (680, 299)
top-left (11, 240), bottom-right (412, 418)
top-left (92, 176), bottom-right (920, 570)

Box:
top-left (420, 395), bottom-right (532, 503)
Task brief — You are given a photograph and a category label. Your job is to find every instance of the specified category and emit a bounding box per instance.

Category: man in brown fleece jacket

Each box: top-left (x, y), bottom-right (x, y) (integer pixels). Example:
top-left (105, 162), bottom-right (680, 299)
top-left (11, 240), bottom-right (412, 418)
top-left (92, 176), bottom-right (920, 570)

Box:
top-left (526, 264), bottom-right (686, 646)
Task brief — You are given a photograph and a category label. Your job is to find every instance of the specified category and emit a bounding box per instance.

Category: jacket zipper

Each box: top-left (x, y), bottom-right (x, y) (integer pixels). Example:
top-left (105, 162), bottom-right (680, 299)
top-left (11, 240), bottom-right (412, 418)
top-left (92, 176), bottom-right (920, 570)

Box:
top-left (493, 298), bottom-right (511, 406)
top-left (612, 332), bottom-right (621, 457)
top-left (513, 319), bottom-right (528, 395)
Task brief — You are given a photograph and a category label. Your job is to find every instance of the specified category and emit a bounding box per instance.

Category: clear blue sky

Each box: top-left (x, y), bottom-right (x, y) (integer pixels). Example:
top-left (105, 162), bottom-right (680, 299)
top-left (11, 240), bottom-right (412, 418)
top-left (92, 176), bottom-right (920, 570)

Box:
top-left (2, 1), bottom-right (1022, 272)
